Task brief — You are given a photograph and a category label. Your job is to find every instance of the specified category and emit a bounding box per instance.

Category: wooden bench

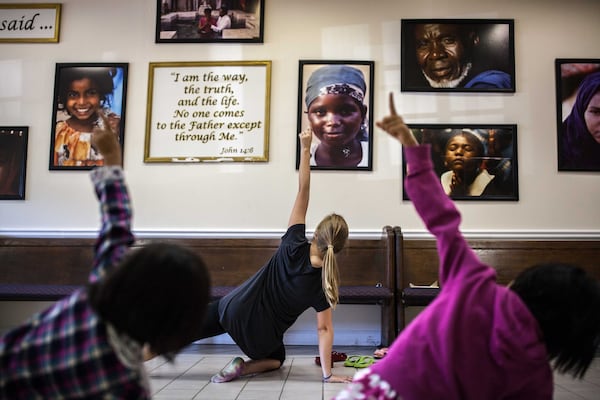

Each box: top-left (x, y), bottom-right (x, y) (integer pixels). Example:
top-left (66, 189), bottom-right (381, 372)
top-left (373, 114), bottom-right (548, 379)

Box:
top-left (395, 228), bottom-right (600, 334)
top-left (0, 226), bottom-right (397, 345)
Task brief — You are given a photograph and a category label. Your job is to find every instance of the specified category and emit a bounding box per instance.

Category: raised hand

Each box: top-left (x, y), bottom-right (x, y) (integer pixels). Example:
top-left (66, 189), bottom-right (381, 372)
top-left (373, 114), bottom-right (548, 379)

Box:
top-left (91, 110), bottom-right (122, 166)
top-left (376, 92), bottom-right (418, 147)
top-left (298, 128), bottom-right (313, 151)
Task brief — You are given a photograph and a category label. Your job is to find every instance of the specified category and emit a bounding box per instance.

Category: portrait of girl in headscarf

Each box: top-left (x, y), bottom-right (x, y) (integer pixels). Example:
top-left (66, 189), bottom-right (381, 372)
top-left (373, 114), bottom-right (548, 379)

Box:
top-left (559, 70), bottom-right (600, 171)
top-left (300, 63), bottom-right (372, 170)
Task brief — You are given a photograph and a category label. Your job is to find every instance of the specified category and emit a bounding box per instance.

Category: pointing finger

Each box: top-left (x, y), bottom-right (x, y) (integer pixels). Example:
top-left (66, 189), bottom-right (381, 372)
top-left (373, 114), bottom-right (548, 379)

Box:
top-left (389, 92), bottom-right (398, 116)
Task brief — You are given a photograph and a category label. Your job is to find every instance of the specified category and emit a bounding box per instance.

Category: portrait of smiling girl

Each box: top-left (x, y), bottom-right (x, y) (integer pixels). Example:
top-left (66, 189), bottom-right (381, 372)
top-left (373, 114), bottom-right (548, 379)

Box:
top-left (51, 64), bottom-right (127, 169)
top-left (298, 62), bottom-right (373, 170)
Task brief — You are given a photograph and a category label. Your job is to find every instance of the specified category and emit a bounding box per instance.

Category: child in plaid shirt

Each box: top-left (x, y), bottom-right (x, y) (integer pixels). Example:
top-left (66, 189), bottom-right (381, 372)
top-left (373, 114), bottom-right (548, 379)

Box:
top-left (0, 114), bottom-right (211, 399)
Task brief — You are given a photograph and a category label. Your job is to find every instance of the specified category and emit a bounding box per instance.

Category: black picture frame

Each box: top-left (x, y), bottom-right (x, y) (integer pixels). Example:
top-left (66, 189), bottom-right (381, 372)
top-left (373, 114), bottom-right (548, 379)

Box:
top-left (0, 126), bottom-right (28, 200)
top-left (555, 58), bottom-right (600, 171)
top-left (403, 124), bottom-right (518, 201)
top-left (49, 63), bottom-right (128, 171)
top-left (296, 60), bottom-right (374, 171)
top-left (156, 0), bottom-right (265, 44)
top-left (401, 19), bottom-right (515, 93)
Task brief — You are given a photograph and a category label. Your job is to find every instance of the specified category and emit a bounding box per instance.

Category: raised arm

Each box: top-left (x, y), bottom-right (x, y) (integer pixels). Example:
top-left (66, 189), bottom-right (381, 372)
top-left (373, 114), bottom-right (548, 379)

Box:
top-left (377, 93), bottom-right (486, 285)
top-left (375, 92), bottom-right (418, 148)
top-left (88, 112), bottom-right (133, 283)
top-left (288, 129), bottom-right (312, 227)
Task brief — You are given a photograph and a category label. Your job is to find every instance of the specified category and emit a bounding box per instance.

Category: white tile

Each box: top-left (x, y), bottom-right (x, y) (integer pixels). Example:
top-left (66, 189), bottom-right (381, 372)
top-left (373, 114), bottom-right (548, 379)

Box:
top-left (143, 346), bottom-right (600, 400)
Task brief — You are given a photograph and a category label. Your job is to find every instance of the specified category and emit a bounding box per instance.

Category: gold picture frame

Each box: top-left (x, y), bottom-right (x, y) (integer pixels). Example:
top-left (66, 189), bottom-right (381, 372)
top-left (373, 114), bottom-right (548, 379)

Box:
top-left (144, 61), bottom-right (271, 163)
top-left (0, 3), bottom-right (61, 43)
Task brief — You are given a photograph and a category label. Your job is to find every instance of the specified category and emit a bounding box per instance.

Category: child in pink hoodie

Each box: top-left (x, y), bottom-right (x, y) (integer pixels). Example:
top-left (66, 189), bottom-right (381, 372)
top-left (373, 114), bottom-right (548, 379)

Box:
top-left (334, 93), bottom-right (600, 400)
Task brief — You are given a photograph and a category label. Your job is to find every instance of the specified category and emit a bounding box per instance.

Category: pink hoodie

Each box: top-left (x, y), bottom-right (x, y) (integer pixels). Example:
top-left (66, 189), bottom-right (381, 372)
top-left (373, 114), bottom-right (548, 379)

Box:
top-left (334, 145), bottom-right (552, 400)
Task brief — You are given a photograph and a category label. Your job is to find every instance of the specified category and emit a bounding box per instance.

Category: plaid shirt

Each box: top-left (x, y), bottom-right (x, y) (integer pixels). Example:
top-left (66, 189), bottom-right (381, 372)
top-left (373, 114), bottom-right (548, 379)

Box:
top-left (0, 166), bottom-right (150, 399)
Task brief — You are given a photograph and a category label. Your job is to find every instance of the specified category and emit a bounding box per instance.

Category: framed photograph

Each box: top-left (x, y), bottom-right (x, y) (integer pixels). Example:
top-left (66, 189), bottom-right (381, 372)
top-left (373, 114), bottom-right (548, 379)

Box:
top-left (156, 0), bottom-right (264, 43)
top-left (296, 60), bottom-right (374, 171)
top-left (49, 63), bottom-right (128, 170)
top-left (555, 59), bottom-right (600, 171)
top-left (403, 124), bottom-right (518, 201)
top-left (144, 61), bottom-right (271, 163)
top-left (401, 19), bottom-right (515, 93)
top-left (0, 127), bottom-right (28, 200)
top-left (0, 3), bottom-right (61, 43)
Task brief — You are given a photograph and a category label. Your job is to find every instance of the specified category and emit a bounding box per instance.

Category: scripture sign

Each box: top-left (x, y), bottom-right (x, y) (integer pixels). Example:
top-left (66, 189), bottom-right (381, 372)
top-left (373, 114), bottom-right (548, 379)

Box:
top-left (145, 61), bottom-right (271, 163)
top-left (0, 4), bottom-right (60, 42)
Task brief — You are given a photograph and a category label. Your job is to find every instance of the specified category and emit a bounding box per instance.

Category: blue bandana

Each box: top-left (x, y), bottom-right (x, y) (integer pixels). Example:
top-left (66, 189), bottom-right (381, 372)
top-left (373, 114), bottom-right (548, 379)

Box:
top-left (305, 65), bottom-right (367, 108)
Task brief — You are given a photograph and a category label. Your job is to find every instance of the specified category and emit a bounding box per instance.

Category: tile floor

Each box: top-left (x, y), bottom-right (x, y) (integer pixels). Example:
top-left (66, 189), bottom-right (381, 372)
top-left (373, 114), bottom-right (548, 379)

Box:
top-left (145, 344), bottom-right (600, 399)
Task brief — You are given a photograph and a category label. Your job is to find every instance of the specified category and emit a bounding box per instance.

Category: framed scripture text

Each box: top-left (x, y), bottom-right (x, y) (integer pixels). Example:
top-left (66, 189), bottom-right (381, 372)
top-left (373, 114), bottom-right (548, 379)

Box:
top-left (0, 3), bottom-right (60, 43)
top-left (144, 61), bottom-right (271, 163)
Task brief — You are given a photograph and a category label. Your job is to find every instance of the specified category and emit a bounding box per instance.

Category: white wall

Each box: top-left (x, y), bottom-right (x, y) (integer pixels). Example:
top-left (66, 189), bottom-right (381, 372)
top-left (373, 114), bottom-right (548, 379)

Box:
top-left (1, 0), bottom-right (599, 239)
top-left (1, 0), bottom-right (599, 345)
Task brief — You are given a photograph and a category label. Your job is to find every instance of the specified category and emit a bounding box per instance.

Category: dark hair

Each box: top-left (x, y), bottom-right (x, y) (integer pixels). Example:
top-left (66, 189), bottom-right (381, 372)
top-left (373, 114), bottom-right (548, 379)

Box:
top-left (57, 67), bottom-right (116, 111)
top-left (88, 242), bottom-right (211, 357)
top-left (510, 263), bottom-right (600, 378)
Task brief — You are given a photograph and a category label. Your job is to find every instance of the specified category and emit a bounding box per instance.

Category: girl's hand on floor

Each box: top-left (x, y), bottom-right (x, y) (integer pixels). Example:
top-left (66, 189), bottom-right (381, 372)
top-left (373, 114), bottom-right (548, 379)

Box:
top-left (327, 374), bottom-right (353, 383)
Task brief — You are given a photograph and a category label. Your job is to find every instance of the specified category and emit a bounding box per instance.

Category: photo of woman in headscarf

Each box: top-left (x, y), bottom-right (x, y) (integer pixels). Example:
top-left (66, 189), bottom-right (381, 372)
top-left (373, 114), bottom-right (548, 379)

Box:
top-left (297, 62), bottom-right (373, 171)
top-left (558, 68), bottom-right (600, 171)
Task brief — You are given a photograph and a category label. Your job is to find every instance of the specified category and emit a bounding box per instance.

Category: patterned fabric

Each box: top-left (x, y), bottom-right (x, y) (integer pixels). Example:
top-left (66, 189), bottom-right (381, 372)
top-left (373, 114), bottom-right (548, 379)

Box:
top-left (0, 166), bottom-right (149, 399)
top-left (318, 83), bottom-right (365, 104)
top-left (304, 65), bottom-right (367, 107)
top-left (334, 368), bottom-right (397, 399)
top-left (53, 121), bottom-right (104, 167)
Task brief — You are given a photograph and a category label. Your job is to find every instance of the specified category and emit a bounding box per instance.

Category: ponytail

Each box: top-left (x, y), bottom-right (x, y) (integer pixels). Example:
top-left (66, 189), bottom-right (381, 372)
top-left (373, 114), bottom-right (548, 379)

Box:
top-left (322, 244), bottom-right (340, 308)
top-left (314, 214), bottom-right (349, 309)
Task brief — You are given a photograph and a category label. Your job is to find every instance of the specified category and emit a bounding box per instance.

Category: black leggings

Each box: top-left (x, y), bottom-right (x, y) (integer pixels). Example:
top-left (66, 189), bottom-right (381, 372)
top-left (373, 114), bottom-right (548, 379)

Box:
top-left (198, 301), bottom-right (226, 338)
top-left (198, 301), bottom-right (286, 365)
